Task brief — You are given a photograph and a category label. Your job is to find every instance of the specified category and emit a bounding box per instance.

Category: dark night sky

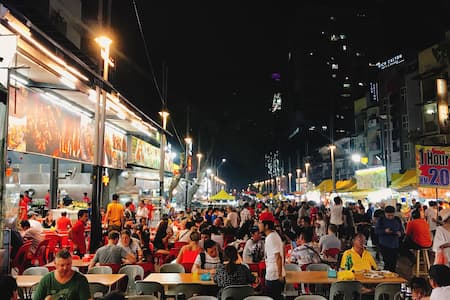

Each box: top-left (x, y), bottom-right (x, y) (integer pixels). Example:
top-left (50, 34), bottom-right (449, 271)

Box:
top-left (106, 0), bottom-right (450, 189)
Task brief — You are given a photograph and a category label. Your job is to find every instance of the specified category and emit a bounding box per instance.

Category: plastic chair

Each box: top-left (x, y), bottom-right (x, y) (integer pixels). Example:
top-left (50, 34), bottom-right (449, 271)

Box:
top-left (285, 263), bottom-right (301, 271)
top-left (127, 296), bottom-right (159, 300)
top-left (160, 262), bottom-right (185, 273)
top-left (118, 265), bottom-right (145, 295)
top-left (45, 235), bottom-right (61, 262)
top-left (294, 296), bottom-right (327, 300)
top-left (306, 264), bottom-right (330, 271)
top-left (282, 263), bottom-right (301, 298)
top-left (89, 282), bottom-right (109, 299)
top-left (11, 241), bottom-right (32, 274)
top-left (174, 283), bottom-right (205, 299)
top-left (135, 280), bottom-right (165, 299)
top-left (100, 263), bottom-right (121, 273)
top-left (329, 281), bottom-right (363, 300)
top-left (30, 239), bottom-right (50, 266)
top-left (221, 285), bottom-right (254, 300)
top-left (175, 241), bottom-right (188, 248)
top-left (374, 283), bottom-right (401, 300)
top-left (244, 296), bottom-right (274, 300)
top-left (87, 265), bottom-right (113, 274)
top-left (23, 266), bottom-right (49, 275)
top-left (189, 296), bottom-right (219, 300)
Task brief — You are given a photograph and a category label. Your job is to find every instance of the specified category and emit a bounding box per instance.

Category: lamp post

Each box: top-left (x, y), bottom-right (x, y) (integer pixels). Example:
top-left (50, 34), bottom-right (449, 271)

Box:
top-left (305, 163), bottom-right (310, 182)
top-left (206, 168), bottom-right (212, 200)
top-left (296, 168), bottom-right (301, 192)
top-left (159, 110), bottom-right (169, 216)
top-left (91, 35), bottom-right (113, 252)
top-left (329, 145), bottom-right (336, 192)
top-left (184, 137), bottom-right (192, 211)
top-left (351, 153), bottom-right (361, 170)
top-left (288, 172), bottom-right (292, 193)
top-left (196, 153), bottom-right (203, 179)
top-left (216, 158), bottom-right (226, 192)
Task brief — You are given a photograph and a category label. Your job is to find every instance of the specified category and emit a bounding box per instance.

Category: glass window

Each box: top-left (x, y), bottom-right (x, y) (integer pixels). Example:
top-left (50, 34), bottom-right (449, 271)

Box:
top-left (423, 102), bottom-right (438, 133)
top-left (402, 114), bottom-right (409, 129)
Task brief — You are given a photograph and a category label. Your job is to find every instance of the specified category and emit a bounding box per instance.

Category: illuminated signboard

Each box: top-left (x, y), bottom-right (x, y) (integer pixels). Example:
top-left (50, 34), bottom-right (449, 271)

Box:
top-left (416, 145), bottom-right (450, 188)
top-left (369, 82), bottom-right (379, 102)
top-left (7, 87), bottom-right (95, 163)
top-left (355, 166), bottom-right (387, 189)
top-left (103, 124), bottom-right (127, 169)
top-left (376, 54), bottom-right (405, 70)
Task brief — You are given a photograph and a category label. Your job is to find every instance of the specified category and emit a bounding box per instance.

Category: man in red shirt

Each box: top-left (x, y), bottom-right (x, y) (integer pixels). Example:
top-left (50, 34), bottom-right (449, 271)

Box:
top-left (24, 190), bottom-right (32, 206)
top-left (82, 192), bottom-right (90, 203)
top-left (44, 190), bottom-right (50, 208)
top-left (56, 211), bottom-right (72, 231)
top-left (401, 208), bottom-right (432, 264)
top-left (69, 210), bottom-right (89, 256)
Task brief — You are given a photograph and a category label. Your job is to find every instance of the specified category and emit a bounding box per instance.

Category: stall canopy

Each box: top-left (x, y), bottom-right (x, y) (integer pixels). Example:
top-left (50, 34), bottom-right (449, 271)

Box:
top-left (210, 189), bottom-right (235, 200)
top-left (391, 169), bottom-right (417, 191)
top-left (314, 178), bottom-right (357, 193)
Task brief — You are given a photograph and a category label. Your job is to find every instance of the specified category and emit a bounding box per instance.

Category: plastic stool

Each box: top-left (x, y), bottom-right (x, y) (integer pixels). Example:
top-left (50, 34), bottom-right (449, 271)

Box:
top-left (415, 248), bottom-right (431, 277)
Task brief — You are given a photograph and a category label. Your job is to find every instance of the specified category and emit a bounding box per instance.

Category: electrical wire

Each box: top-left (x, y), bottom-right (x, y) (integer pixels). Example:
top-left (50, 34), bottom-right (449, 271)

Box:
top-left (131, 0), bottom-right (165, 106)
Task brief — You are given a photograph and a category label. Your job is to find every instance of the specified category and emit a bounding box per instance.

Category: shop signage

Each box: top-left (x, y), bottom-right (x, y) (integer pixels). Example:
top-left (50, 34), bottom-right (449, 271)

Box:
top-left (416, 145), bottom-right (450, 188)
top-left (7, 87), bottom-right (95, 163)
top-left (129, 136), bottom-right (160, 169)
top-left (355, 166), bottom-right (387, 189)
top-left (103, 124), bottom-right (127, 169)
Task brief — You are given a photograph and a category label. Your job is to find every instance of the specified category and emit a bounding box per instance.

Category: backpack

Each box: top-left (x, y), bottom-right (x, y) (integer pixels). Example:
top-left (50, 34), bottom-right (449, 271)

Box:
top-left (200, 251), bottom-right (223, 269)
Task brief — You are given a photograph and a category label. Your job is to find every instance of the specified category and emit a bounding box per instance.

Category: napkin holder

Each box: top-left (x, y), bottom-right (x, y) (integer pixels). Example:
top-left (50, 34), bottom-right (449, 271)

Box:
top-left (328, 269), bottom-right (337, 278)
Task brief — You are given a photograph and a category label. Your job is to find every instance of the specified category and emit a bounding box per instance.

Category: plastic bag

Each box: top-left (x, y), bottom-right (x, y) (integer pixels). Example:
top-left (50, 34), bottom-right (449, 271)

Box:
top-left (435, 248), bottom-right (448, 265)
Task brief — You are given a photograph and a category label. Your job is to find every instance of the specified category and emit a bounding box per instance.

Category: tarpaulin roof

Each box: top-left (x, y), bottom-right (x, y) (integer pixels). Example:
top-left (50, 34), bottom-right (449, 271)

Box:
top-left (391, 169), bottom-right (417, 191)
top-left (209, 189), bottom-right (235, 200)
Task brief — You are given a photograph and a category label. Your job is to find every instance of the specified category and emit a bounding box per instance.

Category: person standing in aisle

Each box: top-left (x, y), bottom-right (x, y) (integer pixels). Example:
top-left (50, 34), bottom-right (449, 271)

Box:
top-left (69, 210), bottom-right (89, 257)
top-left (106, 194), bottom-right (124, 231)
top-left (259, 212), bottom-right (285, 300)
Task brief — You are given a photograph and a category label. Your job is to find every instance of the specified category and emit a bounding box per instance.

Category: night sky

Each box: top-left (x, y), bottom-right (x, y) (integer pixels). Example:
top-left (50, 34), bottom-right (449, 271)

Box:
top-left (105, 0), bottom-right (450, 189)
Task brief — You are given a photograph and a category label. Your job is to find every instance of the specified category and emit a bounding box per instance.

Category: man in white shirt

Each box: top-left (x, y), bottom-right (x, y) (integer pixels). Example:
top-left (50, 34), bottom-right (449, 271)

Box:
top-left (258, 212), bottom-right (285, 300)
top-left (425, 201), bottom-right (438, 235)
top-left (329, 196), bottom-right (344, 237)
top-left (227, 206), bottom-right (239, 229)
top-left (192, 239), bottom-right (221, 274)
top-left (240, 203), bottom-right (252, 227)
top-left (27, 212), bottom-right (43, 232)
top-left (428, 264), bottom-right (450, 300)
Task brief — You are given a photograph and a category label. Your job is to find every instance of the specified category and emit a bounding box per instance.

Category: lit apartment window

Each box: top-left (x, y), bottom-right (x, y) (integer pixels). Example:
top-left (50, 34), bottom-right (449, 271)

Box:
top-left (330, 34), bottom-right (338, 41)
top-left (343, 83), bottom-right (351, 88)
top-left (402, 114), bottom-right (409, 129)
top-left (343, 45), bottom-right (347, 51)
top-left (340, 34), bottom-right (346, 40)
top-left (332, 64), bottom-right (339, 70)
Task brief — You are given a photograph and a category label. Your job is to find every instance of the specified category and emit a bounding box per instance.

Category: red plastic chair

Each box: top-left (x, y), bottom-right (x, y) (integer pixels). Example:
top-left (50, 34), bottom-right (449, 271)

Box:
top-left (100, 263), bottom-right (121, 273)
top-left (169, 248), bottom-right (181, 258)
top-left (181, 262), bottom-right (194, 273)
top-left (174, 241), bottom-right (188, 248)
top-left (46, 235), bottom-right (61, 262)
top-left (30, 239), bottom-right (50, 266)
top-left (11, 241), bottom-right (32, 274)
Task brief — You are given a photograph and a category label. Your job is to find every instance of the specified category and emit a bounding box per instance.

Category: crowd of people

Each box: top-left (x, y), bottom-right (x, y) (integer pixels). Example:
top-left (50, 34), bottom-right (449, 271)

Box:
top-left (8, 193), bottom-right (450, 300)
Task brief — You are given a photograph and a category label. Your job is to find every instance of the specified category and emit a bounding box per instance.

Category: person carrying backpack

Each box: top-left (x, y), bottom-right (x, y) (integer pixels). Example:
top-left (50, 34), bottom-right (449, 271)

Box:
top-left (192, 239), bottom-right (223, 274)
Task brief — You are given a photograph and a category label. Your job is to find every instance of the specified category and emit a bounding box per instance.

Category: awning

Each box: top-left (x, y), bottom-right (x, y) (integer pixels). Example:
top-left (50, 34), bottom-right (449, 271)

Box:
top-left (314, 178), bottom-right (357, 193)
top-left (209, 189), bottom-right (235, 200)
top-left (391, 169), bottom-right (417, 191)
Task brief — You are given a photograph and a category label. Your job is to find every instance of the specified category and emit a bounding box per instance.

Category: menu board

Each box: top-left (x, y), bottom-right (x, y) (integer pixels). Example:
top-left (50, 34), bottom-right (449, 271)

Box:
top-left (129, 136), bottom-right (160, 169)
top-left (7, 87), bottom-right (95, 163)
top-left (103, 125), bottom-right (127, 169)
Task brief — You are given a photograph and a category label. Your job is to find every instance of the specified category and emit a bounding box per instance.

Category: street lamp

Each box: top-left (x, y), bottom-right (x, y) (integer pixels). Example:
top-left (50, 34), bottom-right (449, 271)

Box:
top-left (184, 137), bottom-right (192, 210)
top-left (288, 173), bottom-right (292, 193)
top-left (296, 168), bottom-right (301, 192)
top-left (216, 158), bottom-right (227, 192)
top-left (329, 145), bottom-right (336, 192)
top-left (159, 110), bottom-right (169, 216)
top-left (196, 153), bottom-right (203, 179)
top-left (305, 162), bottom-right (311, 182)
top-left (91, 35), bottom-right (113, 252)
top-left (206, 168), bottom-right (212, 200)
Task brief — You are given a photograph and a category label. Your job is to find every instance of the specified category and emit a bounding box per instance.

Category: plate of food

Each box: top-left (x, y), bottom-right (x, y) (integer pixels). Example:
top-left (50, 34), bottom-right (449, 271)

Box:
top-left (363, 271), bottom-right (384, 279)
top-left (380, 270), bottom-right (399, 278)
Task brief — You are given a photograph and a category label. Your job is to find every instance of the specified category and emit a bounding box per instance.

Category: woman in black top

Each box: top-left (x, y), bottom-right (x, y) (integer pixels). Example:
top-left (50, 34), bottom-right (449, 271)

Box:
top-left (214, 246), bottom-right (257, 298)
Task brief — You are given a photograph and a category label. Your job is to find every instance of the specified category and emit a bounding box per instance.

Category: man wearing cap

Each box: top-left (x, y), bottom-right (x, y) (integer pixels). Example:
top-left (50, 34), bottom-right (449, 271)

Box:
top-left (432, 208), bottom-right (450, 266)
top-left (243, 227), bottom-right (265, 264)
top-left (259, 212), bottom-right (285, 300)
top-left (27, 212), bottom-right (43, 232)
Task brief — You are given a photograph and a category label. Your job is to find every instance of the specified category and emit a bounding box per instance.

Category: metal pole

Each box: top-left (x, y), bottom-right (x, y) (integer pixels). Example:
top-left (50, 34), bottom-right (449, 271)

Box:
top-left (185, 144), bottom-right (189, 211)
top-left (159, 112), bottom-right (168, 216)
top-left (330, 146), bottom-right (336, 192)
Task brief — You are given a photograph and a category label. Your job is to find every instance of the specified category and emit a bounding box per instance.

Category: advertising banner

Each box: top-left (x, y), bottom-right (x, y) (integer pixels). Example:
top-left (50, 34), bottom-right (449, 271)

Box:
top-left (416, 145), bottom-right (450, 188)
top-left (103, 124), bottom-right (127, 169)
top-left (129, 136), bottom-right (160, 169)
top-left (8, 87), bottom-right (95, 163)
top-left (355, 166), bottom-right (387, 190)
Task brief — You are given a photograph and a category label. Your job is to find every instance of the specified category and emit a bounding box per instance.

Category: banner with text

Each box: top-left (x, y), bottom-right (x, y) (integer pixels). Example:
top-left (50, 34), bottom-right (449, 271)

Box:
top-left (416, 145), bottom-right (450, 188)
